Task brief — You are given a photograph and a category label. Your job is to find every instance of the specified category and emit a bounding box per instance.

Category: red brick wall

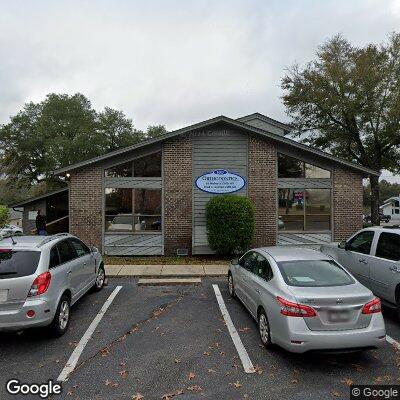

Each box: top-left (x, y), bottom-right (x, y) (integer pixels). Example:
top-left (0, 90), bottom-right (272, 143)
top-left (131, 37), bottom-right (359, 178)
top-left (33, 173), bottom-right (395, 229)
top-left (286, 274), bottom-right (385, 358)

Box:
top-left (333, 167), bottom-right (363, 241)
top-left (163, 135), bottom-right (193, 255)
top-left (248, 136), bottom-right (277, 247)
top-left (69, 165), bottom-right (103, 251)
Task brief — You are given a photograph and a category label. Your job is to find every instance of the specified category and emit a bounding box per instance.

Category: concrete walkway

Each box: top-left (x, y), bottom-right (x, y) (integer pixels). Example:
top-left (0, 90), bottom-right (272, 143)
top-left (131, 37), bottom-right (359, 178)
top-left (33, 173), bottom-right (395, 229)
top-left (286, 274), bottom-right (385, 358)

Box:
top-left (105, 264), bottom-right (229, 277)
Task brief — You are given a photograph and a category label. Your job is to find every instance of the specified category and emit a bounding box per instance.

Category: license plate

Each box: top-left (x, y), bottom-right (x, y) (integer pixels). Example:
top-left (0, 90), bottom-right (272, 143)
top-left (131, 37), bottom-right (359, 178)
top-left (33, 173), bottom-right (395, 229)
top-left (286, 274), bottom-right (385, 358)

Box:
top-left (0, 289), bottom-right (8, 303)
top-left (327, 310), bottom-right (350, 323)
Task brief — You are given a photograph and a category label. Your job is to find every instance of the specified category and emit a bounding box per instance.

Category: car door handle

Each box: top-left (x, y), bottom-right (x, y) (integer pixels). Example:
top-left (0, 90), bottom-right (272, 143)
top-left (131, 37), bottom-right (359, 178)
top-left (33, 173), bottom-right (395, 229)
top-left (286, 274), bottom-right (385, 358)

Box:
top-left (255, 289), bottom-right (260, 294)
top-left (389, 266), bottom-right (400, 273)
top-left (83, 263), bottom-right (87, 267)
top-left (359, 259), bottom-right (368, 264)
top-left (67, 271), bottom-right (72, 275)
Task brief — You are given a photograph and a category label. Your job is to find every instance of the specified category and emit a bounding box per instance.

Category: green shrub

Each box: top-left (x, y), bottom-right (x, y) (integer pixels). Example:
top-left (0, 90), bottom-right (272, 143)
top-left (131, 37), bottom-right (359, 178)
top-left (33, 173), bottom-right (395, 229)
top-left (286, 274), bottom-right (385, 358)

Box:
top-left (205, 195), bottom-right (255, 256)
top-left (0, 205), bottom-right (9, 227)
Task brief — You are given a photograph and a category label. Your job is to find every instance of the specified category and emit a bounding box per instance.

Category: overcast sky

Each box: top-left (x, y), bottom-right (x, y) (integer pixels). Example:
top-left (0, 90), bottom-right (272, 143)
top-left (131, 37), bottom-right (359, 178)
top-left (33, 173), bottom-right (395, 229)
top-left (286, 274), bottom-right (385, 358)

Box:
top-left (1, 0), bottom-right (399, 182)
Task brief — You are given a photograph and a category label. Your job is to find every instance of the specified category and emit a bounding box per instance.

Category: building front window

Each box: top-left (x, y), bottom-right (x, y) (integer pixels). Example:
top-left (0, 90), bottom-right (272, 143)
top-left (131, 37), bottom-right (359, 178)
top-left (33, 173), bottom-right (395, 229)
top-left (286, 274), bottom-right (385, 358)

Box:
top-left (105, 188), bottom-right (133, 232)
top-left (134, 189), bottom-right (162, 231)
top-left (278, 188), bottom-right (331, 231)
top-left (278, 153), bottom-right (331, 179)
top-left (105, 152), bottom-right (162, 178)
top-left (105, 188), bottom-right (162, 233)
top-left (278, 189), bottom-right (304, 230)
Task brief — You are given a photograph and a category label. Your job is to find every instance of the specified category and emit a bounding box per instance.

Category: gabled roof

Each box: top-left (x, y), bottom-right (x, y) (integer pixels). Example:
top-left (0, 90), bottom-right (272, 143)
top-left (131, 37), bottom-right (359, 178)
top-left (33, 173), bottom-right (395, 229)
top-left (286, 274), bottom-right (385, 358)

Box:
top-left (383, 196), bottom-right (400, 203)
top-left (53, 115), bottom-right (379, 177)
top-left (10, 187), bottom-right (68, 208)
top-left (236, 112), bottom-right (292, 132)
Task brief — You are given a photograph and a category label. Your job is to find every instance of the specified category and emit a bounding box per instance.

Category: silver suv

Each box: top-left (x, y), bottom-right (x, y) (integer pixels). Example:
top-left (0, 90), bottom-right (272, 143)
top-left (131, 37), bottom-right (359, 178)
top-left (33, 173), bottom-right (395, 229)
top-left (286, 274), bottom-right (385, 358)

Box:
top-left (321, 227), bottom-right (400, 318)
top-left (0, 233), bottom-right (105, 336)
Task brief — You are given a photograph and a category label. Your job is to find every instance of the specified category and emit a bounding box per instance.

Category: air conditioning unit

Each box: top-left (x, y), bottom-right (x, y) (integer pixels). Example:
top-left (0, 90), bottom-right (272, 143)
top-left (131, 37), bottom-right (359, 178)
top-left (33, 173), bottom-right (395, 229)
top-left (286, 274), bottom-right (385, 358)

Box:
top-left (176, 248), bottom-right (188, 256)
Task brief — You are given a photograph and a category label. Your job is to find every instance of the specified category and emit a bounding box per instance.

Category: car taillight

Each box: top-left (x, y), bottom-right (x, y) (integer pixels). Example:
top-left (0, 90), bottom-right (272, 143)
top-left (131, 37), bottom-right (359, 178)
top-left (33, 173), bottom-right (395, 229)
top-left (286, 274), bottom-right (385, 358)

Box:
top-left (277, 296), bottom-right (316, 317)
top-left (28, 272), bottom-right (51, 297)
top-left (362, 297), bottom-right (381, 314)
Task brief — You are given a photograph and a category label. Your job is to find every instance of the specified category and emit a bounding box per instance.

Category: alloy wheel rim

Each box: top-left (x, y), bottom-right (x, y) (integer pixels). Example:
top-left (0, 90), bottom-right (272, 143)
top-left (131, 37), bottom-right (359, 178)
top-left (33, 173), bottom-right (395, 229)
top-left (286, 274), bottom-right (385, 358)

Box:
top-left (259, 314), bottom-right (269, 343)
top-left (96, 269), bottom-right (105, 288)
top-left (59, 301), bottom-right (70, 330)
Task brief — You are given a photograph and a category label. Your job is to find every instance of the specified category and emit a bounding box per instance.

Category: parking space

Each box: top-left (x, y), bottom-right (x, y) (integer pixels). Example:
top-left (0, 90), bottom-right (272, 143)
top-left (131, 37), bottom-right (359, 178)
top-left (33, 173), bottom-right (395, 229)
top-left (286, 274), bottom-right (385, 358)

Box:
top-left (1, 277), bottom-right (400, 400)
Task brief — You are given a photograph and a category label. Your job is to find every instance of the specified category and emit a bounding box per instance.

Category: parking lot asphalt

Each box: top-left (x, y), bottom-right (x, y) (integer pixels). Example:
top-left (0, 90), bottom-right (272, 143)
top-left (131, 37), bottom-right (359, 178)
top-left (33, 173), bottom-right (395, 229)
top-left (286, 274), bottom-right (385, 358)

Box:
top-left (1, 277), bottom-right (400, 400)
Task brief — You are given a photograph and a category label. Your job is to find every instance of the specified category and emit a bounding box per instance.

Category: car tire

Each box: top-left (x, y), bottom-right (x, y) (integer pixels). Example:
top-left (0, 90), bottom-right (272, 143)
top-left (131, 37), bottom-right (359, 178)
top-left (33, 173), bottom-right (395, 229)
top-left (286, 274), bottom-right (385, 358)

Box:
top-left (397, 296), bottom-right (400, 321)
top-left (258, 309), bottom-right (272, 348)
top-left (228, 273), bottom-right (235, 298)
top-left (50, 295), bottom-right (71, 337)
top-left (93, 265), bottom-right (106, 292)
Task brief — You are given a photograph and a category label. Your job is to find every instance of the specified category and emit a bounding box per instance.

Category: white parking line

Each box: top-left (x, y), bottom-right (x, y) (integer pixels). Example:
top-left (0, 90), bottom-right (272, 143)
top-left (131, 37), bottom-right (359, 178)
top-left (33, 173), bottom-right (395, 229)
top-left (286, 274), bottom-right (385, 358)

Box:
top-left (57, 285), bottom-right (123, 382)
top-left (386, 335), bottom-right (400, 351)
top-left (212, 284), bottom-right (255, 374)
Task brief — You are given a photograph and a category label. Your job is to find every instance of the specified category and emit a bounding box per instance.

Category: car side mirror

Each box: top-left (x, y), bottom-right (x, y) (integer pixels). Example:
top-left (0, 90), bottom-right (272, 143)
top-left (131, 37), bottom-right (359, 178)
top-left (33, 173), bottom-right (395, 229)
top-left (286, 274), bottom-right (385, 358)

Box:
top-left (338, 241), bottom-right (348, 250)
top-left (91, 246), bottom-right (99, 254)
top-left (231, 258), bottom-right (239, 266)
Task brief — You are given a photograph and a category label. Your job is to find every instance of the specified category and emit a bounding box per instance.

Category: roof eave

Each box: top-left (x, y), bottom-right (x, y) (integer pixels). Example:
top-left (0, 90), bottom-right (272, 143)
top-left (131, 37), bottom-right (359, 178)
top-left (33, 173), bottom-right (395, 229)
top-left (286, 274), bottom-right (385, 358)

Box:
top-left (53, 115), bottom-right (379, 178)
top-left (9, 187), bottom-right (69, 208)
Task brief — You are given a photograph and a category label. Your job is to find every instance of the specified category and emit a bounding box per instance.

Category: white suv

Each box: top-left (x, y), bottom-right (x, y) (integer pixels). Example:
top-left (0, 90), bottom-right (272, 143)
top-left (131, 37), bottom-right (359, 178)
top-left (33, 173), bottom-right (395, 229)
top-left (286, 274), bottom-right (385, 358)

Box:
top-left (321, 227), bottom-right (400, 318)
top-left (0, 233), bottom-right (105, 336)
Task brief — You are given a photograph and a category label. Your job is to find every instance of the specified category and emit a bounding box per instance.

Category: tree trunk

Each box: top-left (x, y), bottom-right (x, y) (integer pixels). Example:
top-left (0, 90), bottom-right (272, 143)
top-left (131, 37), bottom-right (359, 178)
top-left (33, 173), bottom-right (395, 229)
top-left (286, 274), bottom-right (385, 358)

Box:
top-left (370, 175), bottom-right (380, 226)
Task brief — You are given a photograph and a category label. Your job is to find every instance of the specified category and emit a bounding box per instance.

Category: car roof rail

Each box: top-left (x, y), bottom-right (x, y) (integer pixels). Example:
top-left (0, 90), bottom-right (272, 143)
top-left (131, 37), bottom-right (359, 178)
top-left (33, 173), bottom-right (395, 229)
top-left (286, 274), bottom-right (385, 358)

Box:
top-left (36, 233), bottom-right (71, 248)
top-left (383, 225), bottom-right (400, 230)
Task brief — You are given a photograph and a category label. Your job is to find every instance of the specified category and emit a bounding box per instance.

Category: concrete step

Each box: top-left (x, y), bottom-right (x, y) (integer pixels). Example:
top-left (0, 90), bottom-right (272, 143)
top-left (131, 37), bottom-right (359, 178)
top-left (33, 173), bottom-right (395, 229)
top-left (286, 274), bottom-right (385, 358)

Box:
top-left (138, 278), bottom-right (202, 286)
top-left (105, 264), bottom-right (228, 277)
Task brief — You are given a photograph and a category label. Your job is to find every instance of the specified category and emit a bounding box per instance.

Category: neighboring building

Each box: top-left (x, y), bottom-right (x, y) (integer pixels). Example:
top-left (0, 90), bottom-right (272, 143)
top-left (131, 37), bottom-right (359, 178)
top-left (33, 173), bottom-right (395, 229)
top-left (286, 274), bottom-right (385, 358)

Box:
top-left (8, 208), bottom-right (22, 227)
top-left (380, 196), bottom-right (400, 220)
top-left (54, 113), bottom-right (379, 256)
top-left (10, 188), bottom-right (69, 234)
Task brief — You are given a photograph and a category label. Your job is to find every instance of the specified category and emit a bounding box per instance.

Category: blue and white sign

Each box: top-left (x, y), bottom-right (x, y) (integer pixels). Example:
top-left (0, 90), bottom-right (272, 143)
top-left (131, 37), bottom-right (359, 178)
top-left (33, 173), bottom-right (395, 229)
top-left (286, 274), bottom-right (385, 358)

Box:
top-left (195, 169), bottom-right (246, 194)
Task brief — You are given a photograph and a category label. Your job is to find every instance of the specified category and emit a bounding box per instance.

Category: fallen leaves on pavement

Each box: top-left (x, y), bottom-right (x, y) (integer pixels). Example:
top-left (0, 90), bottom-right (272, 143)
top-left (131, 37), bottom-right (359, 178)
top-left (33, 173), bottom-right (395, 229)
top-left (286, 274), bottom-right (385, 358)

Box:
top-left (231, 381), bottom-right (242, 389)
top-left (188, 372), bottom-right (196, 380)
top-left (252, 364), bottom-right (263, 375)
top-left (161, 389), bottom-right (184, 399)
top-left (341, 378), bottom-right (353, 386)
top-left (119, 370), bottom-right (128, 378)
top-left (132, 393), bottom-right (144, 400)
top-left (187, 385), bottom-right (203, 392)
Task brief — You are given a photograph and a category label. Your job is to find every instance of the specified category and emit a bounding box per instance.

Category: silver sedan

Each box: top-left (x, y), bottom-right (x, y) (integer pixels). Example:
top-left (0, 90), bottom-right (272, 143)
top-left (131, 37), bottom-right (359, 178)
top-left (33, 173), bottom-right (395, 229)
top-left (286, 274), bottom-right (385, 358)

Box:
top-left (228, 247), bottom-right (386, 353)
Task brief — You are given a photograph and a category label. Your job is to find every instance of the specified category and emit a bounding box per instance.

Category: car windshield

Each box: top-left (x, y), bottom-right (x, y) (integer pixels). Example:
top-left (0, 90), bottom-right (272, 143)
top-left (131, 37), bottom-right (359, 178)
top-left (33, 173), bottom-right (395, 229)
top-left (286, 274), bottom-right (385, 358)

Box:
top-left (277, 259), bottom-right (354, 287)
top-left (0, 249), bottom-right (41, 279)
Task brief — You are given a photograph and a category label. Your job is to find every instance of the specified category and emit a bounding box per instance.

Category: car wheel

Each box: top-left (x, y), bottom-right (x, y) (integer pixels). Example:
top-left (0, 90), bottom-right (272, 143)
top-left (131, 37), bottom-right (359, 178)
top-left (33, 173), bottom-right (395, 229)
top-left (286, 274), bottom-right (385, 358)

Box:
top-left (93, 265), bottom-right (105, 292)
top-left (50, 295), bottom-right (71, 337)
top-left (397, 296), bottom-right (400, 321)
top-left (228, 273), bottom-right (235, 298)
top-left (258, 309), bottom-right (272, 348)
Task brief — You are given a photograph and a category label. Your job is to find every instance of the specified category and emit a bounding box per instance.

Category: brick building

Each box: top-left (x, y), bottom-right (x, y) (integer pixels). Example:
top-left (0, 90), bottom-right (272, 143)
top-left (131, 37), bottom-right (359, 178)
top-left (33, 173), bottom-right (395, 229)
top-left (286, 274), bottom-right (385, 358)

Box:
top-left (54, 113), bottom-right (379, 256)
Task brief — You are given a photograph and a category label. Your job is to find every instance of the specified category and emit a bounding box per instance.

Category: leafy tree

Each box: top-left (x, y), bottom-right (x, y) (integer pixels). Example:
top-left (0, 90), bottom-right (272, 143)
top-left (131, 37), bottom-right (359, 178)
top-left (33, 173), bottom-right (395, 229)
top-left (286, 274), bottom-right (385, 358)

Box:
top-left (146, 125), bottom-right (167, 139)
top-left (0, 179), bottom-right (30, 205)
top-left (282, 33), bottom-right (400, 225)
top-left (0, 93), bottom-right (167, 203)
top-left (0, 205), bottom-right (9, 227)
top-left (97, 107), bottom-right (145, 152)
top-left (363, 180), bottom-right (400, 208)
top-left (206, 195), bottom-right (255, 256)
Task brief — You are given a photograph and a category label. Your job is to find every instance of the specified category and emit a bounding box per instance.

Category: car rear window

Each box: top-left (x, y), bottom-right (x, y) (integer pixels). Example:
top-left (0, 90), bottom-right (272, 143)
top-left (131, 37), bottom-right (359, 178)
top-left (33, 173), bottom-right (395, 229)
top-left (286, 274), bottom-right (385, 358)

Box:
top-left (0, 249), bottom-right (41, 279)
top-left (277, 259), bottom-right (355, 287)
